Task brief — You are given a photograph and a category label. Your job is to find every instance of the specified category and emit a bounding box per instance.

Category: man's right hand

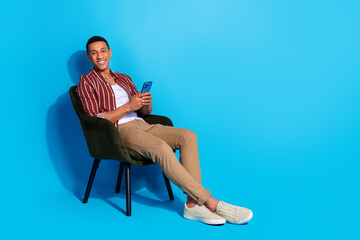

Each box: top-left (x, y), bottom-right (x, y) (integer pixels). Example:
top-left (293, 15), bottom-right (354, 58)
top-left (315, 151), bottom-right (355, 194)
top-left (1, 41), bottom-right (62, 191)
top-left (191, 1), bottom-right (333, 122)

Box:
top-left (128, 93), bottom-right (145, 111)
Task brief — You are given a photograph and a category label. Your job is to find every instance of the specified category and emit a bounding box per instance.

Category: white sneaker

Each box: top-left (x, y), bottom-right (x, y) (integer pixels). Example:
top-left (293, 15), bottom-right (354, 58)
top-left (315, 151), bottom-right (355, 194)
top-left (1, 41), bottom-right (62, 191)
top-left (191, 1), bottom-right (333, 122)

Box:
top-left (183, 203), bottom-right (226, 225)
top-left (215, 201), bottom-right (253, 224)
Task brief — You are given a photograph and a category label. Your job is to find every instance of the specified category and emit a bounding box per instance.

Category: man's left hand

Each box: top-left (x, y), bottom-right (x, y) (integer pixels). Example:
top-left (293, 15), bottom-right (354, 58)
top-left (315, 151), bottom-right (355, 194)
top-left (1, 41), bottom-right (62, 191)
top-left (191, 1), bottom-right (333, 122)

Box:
top-left (140, 92), bottom-right (153, 115)
top-left (141, 92), bottom-right (152, 106)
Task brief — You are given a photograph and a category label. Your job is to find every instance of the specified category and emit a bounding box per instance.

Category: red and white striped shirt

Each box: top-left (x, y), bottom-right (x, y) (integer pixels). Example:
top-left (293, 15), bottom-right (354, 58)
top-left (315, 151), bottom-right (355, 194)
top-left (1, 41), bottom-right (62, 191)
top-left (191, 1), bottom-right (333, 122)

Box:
top-left (76, 69), bottom-right (139, 127)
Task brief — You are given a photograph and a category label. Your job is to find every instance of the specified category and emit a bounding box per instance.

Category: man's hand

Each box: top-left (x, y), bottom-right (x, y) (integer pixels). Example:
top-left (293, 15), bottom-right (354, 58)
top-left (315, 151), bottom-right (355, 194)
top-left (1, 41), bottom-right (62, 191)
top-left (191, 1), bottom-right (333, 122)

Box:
top-left (104, 92), bottom-right (153, 122)
top-left (141, 92), bottom-right (152, 106)
top-left (140, 92), bottom-right (153, 115)
top-left (129, 93), bottom-right (145, 111)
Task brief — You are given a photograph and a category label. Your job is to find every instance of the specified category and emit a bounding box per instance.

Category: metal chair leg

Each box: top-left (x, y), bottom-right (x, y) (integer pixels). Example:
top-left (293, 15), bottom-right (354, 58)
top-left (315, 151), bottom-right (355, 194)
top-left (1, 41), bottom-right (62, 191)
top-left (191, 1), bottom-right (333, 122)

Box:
top-left (115, 162), bottom-right (125, 193)
top-left (163, 174), bottom-right (174, 200)
top-left (83, 158), bottom-right (101, 203)
top-left (125, 163), bottom-right (131, 216)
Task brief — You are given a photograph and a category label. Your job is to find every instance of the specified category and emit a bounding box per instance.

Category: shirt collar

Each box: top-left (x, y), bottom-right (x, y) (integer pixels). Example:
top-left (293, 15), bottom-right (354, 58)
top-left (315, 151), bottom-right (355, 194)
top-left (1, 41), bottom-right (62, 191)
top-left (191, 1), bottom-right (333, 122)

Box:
top-left (91, 68), bottom-right (118, 84)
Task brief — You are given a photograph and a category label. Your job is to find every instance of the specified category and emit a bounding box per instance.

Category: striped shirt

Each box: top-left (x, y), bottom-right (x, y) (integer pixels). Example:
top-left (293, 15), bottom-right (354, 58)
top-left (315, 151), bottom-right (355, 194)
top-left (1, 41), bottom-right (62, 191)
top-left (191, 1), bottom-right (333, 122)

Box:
top-left (76, 69), bottom-right (139, 127)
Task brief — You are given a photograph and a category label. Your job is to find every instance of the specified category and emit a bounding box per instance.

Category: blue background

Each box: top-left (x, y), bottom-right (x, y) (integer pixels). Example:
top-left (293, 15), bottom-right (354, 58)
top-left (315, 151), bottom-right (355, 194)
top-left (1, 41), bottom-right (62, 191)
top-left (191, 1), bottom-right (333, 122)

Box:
top-left (1, 0), bottom-right (359, 239)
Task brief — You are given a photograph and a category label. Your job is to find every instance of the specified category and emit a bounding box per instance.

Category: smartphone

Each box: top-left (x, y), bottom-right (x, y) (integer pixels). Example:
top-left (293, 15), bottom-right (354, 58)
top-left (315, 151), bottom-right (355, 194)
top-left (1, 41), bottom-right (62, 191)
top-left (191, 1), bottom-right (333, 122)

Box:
top-left (141, 81), bottom-right (153, 93)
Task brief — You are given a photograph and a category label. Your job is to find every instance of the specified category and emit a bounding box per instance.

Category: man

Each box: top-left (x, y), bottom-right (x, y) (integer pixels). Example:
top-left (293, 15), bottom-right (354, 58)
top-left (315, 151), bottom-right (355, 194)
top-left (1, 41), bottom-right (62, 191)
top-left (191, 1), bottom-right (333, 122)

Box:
top-left (77, 36), bottom-right (253, 225)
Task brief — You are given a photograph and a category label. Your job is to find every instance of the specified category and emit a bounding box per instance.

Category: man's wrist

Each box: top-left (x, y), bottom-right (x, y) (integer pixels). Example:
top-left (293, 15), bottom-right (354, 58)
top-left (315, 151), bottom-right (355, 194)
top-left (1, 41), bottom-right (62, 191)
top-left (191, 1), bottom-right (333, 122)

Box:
top-left (140, 104), bottom-right (152, 115)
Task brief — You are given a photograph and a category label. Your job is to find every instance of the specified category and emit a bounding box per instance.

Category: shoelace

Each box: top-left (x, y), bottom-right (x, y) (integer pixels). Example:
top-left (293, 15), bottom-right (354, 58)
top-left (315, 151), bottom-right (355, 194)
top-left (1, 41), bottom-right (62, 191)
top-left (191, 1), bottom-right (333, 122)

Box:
top-left (218, 203), bottom-right (241, 217)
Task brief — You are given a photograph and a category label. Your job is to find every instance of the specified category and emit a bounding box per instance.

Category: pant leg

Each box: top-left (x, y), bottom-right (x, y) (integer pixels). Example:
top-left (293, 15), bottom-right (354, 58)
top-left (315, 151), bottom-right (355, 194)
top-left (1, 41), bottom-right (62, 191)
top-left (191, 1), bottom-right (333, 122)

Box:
top-left (144, 123), bottom-right (202, 184)
top-left (117, 120), bottom-right (210, 205)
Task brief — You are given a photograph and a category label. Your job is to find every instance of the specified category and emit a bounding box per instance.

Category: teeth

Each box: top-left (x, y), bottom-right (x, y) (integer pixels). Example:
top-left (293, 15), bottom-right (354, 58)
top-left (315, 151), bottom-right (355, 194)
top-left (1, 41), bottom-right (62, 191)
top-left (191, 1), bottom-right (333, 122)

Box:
top-left (98, 60), bottom-right (105, 64)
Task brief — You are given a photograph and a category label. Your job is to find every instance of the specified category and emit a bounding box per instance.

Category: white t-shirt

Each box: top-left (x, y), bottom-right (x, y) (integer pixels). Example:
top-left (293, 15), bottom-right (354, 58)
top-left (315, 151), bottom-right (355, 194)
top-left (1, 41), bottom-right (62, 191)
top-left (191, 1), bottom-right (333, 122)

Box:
top-left (111, 84), bottom-right (143, 125)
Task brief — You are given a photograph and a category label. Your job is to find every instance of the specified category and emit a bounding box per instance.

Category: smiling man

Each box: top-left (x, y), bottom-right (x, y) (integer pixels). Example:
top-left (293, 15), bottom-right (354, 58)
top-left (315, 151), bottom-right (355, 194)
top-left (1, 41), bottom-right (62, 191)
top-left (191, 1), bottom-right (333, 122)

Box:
top-left (77, 36), bottom-right (253, 225)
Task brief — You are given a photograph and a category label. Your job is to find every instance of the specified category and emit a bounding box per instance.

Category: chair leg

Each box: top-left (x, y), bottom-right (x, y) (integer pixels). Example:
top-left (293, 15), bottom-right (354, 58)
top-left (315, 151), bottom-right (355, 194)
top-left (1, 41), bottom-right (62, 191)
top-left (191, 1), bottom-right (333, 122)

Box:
top-left (83, 158), bottom-right (101, 203)
top-left (125, 163), bottom-right (131, 216)
top-left (115, 162), bottom-right (125, 193)
top-left (163, 174), bottom-right (174, 200)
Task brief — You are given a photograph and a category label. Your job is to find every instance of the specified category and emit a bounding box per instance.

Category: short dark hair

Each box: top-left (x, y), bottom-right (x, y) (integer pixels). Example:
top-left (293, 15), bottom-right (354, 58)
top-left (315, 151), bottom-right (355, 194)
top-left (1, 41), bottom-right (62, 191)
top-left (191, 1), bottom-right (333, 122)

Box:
top-left (86, 36), bottom-right (110, 53)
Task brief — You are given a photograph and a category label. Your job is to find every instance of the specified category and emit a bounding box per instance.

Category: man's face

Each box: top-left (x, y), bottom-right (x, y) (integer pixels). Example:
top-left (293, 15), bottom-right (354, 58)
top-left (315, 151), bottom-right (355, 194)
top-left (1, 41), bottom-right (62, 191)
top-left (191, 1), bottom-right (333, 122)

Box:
top-left (87, 41), bottom-right (112, 72)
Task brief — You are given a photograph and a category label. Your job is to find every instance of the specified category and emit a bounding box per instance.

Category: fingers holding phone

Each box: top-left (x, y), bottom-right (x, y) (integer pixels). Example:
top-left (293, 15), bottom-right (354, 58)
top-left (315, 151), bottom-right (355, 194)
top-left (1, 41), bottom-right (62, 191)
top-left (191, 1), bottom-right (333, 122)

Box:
top-left (141, 92), bottom-right (152, 106)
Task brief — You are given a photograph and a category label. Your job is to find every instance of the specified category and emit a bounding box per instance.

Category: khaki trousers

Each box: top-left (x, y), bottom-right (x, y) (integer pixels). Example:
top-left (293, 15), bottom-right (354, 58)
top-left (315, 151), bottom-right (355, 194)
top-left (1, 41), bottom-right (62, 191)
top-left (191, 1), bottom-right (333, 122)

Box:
top-left (117, 119), bottom-right (211, 205)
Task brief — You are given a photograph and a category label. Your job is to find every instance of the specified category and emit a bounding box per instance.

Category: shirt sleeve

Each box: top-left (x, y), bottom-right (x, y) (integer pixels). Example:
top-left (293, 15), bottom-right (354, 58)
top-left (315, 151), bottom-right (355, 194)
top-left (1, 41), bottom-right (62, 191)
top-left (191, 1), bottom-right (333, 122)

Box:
top-left (77, 75), bottom-right (104, 118)
top-left (131, 80), bottom-right (139, 96)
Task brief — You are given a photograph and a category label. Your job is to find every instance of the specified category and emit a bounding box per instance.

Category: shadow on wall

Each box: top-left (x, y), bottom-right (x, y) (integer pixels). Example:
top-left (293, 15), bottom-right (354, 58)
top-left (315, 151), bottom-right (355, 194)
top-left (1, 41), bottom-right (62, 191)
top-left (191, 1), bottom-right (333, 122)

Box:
top-left (46, 51), bottom-right (179, 211)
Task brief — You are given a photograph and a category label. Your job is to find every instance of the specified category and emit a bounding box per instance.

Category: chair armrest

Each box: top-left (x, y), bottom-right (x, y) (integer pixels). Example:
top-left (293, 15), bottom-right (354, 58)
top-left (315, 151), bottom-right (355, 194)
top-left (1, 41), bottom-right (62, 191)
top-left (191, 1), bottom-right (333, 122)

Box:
top-left (80, 116), bottom-right (132, 162)
top-left (142, 114), bottom-right (173, 127)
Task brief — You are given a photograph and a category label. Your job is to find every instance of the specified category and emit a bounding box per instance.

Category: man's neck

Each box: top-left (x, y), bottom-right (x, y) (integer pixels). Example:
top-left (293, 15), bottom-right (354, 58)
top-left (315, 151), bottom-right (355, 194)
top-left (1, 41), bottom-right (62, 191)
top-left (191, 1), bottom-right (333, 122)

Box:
top-left (97, 68), bottom-right (112, 80)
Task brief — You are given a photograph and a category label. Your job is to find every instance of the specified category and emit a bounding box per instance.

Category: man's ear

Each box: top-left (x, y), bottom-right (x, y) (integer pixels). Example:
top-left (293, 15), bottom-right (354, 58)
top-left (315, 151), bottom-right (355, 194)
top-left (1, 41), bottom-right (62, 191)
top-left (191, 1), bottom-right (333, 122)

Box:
top-left (87, 53), bottom-right (92, 62)
top-left (109, 48), bottom-right (112, 57)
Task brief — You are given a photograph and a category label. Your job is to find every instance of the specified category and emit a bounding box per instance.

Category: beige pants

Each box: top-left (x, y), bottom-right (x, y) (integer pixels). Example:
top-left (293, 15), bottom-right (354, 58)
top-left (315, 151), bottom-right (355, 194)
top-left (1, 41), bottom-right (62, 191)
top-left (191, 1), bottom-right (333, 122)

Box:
top-left (117, 119), bottom-right (211, 205)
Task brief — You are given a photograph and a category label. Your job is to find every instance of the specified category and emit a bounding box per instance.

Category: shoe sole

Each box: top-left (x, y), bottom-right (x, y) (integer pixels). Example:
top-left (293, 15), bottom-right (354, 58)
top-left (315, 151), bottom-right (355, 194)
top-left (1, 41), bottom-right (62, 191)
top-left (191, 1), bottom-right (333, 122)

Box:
top-left (183, 214), bottom-right (226, 225)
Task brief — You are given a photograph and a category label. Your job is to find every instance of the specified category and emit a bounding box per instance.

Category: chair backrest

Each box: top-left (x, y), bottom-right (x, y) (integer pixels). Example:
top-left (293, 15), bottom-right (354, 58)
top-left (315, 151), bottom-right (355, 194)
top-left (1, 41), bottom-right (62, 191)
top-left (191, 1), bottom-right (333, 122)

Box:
top-left (69, 86), bottom-right (88, 120)
top-left (69, 86), bottom-right (132, 162)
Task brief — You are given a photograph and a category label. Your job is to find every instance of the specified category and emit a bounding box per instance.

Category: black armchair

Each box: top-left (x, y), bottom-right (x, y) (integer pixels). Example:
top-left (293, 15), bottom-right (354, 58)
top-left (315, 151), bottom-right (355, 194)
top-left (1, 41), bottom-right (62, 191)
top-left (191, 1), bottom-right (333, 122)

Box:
top-left (69, 86), bottom-right (174, 216)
